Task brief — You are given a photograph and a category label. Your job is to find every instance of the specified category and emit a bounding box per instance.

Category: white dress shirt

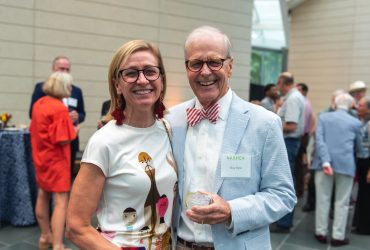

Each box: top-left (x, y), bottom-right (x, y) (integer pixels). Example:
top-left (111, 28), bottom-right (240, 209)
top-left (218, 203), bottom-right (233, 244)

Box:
top-left (178, 89), bottom-right (232, 243)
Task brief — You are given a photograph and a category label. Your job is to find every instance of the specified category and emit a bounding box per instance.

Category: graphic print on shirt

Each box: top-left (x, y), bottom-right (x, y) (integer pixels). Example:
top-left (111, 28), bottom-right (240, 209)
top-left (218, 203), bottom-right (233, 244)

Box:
top-left (138, 152), bottom-right (161, 238)
top-left (122, 207), bottom-right (137, 231)
top-left (156, 195), bottom-right (168, 224)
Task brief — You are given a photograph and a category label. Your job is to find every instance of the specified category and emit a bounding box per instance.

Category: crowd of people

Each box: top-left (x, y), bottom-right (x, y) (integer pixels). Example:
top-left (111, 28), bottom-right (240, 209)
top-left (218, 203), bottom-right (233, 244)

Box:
top-left (256, 73), bottom-right (370, 246)
top-left (26, 25), bottom-right (370, 250)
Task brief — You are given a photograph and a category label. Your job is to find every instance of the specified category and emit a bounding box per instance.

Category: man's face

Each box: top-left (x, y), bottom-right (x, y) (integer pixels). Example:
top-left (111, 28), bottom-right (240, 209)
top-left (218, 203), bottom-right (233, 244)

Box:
top-left (277, 78), bottom-right (284, 95)
top-left (185, 35), bottom-right (232, 108)
top-left (53, 58), bottom-right (70, 72)
top-left (352, 89), bottom-right (366, 102)
top-left (267, 86), bottom-right (278, 98)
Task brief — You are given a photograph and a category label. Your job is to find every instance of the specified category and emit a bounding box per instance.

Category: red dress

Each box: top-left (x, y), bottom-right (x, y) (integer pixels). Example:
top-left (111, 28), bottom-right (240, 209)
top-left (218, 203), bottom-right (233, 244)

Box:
top-left (30, 96), bottom-right (76, 192)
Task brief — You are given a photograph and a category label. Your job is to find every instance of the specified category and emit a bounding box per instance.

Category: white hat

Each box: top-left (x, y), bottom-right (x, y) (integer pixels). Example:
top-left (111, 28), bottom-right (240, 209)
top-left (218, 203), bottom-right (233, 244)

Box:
top-left (349, 81), bottom-right (367, 93)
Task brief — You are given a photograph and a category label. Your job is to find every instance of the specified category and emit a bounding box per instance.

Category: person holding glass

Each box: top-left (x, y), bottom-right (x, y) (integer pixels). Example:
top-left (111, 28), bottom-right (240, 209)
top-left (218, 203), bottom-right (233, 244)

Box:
top-left (30, 72), bottom-right (77, 250)
top-left (66, 40), bottom-right (177, 250)
top-left (166, 26), bottom-right (296, 249)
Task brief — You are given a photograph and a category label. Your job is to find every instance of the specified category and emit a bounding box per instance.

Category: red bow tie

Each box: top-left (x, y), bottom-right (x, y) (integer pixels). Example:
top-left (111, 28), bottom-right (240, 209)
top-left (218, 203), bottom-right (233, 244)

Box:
top-left (186, 103), bottom-right (220, 127)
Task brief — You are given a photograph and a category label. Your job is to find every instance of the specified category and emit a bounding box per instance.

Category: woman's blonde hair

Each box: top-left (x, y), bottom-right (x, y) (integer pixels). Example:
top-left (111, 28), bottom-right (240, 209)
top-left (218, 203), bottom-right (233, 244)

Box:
top-left (43, 72), bottom-right (73, 99)
top-left (106, 40), bottom-right (166, 123)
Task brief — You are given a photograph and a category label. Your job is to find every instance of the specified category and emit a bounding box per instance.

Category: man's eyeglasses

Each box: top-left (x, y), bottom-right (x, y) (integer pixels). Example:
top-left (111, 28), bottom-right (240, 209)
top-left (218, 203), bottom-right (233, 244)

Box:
top-left (118, 66), bottom-right (161, 83)
top-left (185, 58), bottom-right (228, 72)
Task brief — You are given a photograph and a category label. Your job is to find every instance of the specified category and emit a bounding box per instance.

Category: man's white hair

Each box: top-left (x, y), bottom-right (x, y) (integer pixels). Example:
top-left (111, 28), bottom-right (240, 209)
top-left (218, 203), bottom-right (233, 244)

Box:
top-left (335, 93), bottom-right (354, 110)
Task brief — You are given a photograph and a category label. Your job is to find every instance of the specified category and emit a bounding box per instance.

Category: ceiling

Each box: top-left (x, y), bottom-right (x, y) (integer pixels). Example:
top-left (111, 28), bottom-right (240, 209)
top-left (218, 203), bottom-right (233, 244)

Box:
top-left (252, 0), bottom-right (306, 50)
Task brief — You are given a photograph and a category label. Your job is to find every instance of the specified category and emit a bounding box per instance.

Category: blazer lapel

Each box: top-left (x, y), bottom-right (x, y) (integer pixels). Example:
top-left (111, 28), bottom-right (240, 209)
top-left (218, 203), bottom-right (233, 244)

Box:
top-left (213, 93), bottom-right (250, 193)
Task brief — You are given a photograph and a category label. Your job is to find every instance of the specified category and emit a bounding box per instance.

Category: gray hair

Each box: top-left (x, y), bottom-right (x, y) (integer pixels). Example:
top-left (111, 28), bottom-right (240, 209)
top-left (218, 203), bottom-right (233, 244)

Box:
top-left (52, 55), bottom-right (70, 67)
top-left (184, 26), bottom-right (232, 59)
top-left (334, 93), bottom-right (354, 111)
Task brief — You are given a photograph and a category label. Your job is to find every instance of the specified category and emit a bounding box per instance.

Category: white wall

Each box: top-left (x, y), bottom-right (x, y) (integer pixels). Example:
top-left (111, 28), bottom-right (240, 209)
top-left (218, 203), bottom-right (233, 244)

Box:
top-left (0, 0), bottom-right (253, 149)
top-left (289, 0), bottom-right (370, 113)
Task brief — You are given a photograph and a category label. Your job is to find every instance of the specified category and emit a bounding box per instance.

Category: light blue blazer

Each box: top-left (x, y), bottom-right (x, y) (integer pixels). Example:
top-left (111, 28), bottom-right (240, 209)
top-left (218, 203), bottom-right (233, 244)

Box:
top-left (311, 109), bottom-right (362, 177)
top-left (166, 92), bottom-right (296, 250)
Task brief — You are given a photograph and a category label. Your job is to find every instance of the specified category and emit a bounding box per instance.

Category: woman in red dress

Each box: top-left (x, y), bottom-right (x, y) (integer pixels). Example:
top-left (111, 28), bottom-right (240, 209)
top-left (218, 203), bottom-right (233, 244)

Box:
top-left (30, 72), bottom-right (77, 250)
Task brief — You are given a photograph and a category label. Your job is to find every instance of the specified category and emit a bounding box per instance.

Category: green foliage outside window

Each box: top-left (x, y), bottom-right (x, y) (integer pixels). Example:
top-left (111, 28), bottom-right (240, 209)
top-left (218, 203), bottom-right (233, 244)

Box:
top-left (250, 48), bottom-right (283, 86)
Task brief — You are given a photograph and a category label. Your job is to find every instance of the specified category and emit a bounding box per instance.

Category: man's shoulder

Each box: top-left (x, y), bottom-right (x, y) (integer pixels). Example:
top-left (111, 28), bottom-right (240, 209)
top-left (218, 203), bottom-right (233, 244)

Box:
top-left (33, 81), bottom-right (44, 89)
top-left (249, 102), bottom-right (279, 121)
top-left (231, 94), bottom-right (279, 121)
top-left (166, 99), bottom-right (194, 123)
top-left (322, 110), bottom-right (360, 123)
top-left (71, 84), bottom-right (82, 92)
top-left (290, 89), bottom-right (304, 101)
top-left (168, 99), bottom-right (194, 112)
top-left (260, 96), bottom-right (268, 102)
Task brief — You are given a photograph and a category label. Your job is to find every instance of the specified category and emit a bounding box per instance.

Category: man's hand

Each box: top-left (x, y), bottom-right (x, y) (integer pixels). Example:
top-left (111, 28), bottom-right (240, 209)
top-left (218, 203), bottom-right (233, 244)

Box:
top-left (69, 110), bottom-right (79, 124)
top-left (367, 168), bottom-right (370, 183)
top-left (74, 124), bottom-right (80, 134)
top-left (186, 193), bottom-right (231, 225)
top-left (323, 165), bottom-right (333, 176)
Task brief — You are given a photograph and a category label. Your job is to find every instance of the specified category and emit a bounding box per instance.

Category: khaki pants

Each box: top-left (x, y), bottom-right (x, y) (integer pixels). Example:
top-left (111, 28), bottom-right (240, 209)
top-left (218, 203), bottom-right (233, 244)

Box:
top-left (315, 171), bottom-right (353, 240)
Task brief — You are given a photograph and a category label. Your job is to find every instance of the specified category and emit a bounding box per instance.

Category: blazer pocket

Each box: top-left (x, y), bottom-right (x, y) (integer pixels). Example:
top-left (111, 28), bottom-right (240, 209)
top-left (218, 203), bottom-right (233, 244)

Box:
top-left (244, 230), bottom-right (271, 250)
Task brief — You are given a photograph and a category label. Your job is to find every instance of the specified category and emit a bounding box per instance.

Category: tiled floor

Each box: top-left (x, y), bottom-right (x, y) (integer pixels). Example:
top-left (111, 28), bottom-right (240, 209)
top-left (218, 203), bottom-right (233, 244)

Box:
top-left (0, 198), bottom-right (369, 250)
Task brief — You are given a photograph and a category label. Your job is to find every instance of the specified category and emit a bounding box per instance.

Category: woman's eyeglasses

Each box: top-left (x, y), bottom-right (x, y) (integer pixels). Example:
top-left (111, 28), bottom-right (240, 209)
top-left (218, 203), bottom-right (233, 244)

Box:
top-left (118, 66), bottom-right (161, 83)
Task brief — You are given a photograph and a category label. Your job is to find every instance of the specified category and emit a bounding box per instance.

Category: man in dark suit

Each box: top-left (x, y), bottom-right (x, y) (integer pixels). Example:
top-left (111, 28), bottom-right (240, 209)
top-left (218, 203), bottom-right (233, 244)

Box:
top-left (29, 56), bottom-right (86, 179)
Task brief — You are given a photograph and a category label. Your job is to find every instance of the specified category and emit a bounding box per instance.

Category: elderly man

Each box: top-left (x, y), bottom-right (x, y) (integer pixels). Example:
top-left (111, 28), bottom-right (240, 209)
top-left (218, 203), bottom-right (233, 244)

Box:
top-left (311, 93), bottom-right (362, 246)
top-left (167, 26), bottom-right (296, 250)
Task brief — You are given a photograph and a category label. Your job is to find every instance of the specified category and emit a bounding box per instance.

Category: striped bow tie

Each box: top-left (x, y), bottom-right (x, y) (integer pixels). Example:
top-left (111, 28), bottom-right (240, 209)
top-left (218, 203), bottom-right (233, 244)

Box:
top-left (186, 103), bottom-right (220, 127)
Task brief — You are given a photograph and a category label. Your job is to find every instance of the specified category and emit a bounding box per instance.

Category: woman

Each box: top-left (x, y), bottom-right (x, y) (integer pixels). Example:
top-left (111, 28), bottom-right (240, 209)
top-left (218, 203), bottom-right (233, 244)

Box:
top-left (66, 40), bottom-right (177, 250)
top-left (353, 96), bottom-right (370, 235)
top-left (30, 72), bottom-right (77, 250)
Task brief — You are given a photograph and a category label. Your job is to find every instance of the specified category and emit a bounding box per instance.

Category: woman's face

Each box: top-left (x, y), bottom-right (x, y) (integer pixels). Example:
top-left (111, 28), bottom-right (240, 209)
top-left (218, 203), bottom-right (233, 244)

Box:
top-left (115, 50), bottom-right (163, 113)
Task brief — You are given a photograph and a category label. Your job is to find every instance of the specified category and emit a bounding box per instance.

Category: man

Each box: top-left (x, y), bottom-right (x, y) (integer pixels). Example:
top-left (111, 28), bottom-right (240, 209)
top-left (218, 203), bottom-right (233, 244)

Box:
top-left (29, 56), bottom-right (85, 178)
top-left (295, 83), bottom-right (314, 198)
top-left (311, 93), bottom-right (361, 246)
top-left (271, 72), bottom-right (305, 233)
top-left (349, 80), bottom-right (367, 108)
top-left (167, 26), bottom-right (296, 249)
top-left (261, 83), bottom-right (278, 112)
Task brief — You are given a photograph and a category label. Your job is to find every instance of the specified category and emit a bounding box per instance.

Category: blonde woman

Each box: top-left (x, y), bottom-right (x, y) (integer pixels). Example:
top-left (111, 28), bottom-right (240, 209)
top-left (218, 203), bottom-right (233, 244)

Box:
top-left (66, 40), bottom-right (177, 250)
top-left (30, 72), bottom-right (77, 250)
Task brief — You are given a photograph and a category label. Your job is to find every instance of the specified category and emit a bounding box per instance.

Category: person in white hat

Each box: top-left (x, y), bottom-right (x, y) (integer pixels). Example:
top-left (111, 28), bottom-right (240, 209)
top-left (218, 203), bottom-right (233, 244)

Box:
top-left (349, 81), bottom-right (367, 107)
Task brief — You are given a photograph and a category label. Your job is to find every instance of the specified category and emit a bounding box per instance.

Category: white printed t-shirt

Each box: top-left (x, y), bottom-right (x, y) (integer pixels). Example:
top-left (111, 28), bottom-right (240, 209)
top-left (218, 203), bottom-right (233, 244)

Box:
top-left (82, 119), bottom-right (177, 249)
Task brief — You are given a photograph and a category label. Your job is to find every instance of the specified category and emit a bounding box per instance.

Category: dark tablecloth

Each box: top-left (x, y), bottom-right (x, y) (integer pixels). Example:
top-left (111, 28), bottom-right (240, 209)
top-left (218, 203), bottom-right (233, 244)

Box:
top-left (0, 129), bottom-right (37, 226)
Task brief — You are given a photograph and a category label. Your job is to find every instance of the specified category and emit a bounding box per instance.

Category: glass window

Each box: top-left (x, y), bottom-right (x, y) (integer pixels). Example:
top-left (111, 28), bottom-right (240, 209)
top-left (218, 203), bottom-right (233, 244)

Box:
top-left (250, 47), bottom-right (283, 86)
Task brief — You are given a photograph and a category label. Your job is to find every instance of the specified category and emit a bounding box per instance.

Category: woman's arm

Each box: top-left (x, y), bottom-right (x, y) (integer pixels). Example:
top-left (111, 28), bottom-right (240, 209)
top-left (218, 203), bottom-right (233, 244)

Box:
top-left (66, 163), bottom-right (120, 250)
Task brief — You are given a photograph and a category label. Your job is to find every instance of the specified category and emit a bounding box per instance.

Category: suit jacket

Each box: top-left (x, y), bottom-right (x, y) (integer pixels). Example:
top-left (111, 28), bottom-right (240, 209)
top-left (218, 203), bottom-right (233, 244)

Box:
top-left (311, 109), bottom-right (362, 177)
top-left (166, 92), bottom-right (296, 250)
top-left (100, 99), bottom-right (111, 117)
top-left (29, 82), bottom-right (86, 124)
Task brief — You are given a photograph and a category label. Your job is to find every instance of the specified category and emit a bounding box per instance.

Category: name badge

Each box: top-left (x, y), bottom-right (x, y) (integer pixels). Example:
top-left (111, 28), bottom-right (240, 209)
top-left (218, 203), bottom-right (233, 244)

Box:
top-left (67, 97), bottom-right (78, 108)
top-left (221, 154), bottom-right (251, 178)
